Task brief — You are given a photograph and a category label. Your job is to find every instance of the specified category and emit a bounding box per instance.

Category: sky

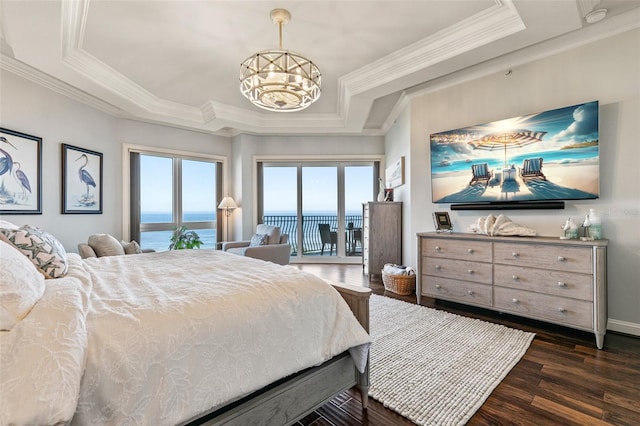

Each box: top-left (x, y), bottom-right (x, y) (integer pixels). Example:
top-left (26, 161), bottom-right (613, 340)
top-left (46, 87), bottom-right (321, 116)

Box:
top-left (140, 156), bottom-right (374, 214)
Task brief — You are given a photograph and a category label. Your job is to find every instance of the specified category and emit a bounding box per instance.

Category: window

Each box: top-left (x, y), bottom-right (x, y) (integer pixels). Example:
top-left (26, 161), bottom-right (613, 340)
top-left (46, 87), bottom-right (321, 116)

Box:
top-left (259, 160), bottom-right (377, 261)
top-left (129, 151), bottom-right (222, 251)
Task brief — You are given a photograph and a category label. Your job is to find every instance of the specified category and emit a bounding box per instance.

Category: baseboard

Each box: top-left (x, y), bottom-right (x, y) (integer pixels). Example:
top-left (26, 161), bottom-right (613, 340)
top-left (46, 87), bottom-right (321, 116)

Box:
top-left (607, 319), bottom-right (640, 337)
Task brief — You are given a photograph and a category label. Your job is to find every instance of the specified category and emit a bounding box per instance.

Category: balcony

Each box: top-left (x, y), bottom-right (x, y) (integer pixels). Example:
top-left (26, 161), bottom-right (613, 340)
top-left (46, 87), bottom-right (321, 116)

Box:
top-left (263, 214), bottom-right (363, 257)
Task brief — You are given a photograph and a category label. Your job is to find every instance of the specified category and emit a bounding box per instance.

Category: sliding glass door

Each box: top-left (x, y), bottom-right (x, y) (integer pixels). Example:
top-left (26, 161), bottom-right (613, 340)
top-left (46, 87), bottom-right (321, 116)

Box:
top-left (260, 161), bottom-right (375, 262)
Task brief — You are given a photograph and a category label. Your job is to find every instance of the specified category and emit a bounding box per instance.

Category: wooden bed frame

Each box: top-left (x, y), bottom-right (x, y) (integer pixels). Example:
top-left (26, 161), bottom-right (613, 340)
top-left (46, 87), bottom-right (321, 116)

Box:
top-left (183, 281), bottom-right (371, 426)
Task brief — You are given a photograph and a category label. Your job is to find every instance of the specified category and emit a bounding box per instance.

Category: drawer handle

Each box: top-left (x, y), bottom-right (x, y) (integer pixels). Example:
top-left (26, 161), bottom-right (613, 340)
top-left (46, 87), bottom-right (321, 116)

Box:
top-left (435, 246), bottom-right (441, 252)
top-left (467, 248), bottom-right (474, 254)
top-left (467, 290), bottom-right (474, 296)
top-left (434, 265), bottom-right (441, 271)
top-left (512, 298), bottom-right (519, 304)
top-left (468, 269), bottom-right (474, 275)
top-left (557, 282), bottom-right (566, 287)
top-left (558, 307), bottom-right (567, 313)
top-left (558, 256), bottom-right (567, 262)
top-left (512, 275), bottom-right (519, 281)
top-left (512, 252), bottom-right (519, 258)
top-left (435, 284), bottom-right (442, 289)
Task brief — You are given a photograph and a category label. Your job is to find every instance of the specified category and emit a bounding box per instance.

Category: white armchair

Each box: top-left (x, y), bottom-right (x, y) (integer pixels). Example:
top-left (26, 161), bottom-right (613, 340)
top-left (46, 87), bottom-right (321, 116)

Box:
top-left (221, 224), bottom-right (291, 265)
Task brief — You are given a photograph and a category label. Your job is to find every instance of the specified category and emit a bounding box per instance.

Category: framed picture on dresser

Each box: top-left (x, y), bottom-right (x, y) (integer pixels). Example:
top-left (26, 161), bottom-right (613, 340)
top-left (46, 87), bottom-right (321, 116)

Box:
top-left (433, 211), bottom-right (453, 232)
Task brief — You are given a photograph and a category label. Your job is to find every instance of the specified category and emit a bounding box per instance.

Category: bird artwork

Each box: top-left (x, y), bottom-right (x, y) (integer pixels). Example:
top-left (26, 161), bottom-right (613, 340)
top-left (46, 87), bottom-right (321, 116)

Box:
top-left (11, 161), bottom-right (31, 201)
top-left (0, 136), bottom-right (16, 177)
top-left (76, 153), bottom-right (97, 206)
top-left (0, 136), bottom-right (19, 205)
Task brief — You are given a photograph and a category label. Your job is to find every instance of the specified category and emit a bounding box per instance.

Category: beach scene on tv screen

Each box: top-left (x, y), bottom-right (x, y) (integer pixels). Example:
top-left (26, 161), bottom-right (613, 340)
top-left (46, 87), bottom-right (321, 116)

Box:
top-left (430, 101), bottom-right (599, 203)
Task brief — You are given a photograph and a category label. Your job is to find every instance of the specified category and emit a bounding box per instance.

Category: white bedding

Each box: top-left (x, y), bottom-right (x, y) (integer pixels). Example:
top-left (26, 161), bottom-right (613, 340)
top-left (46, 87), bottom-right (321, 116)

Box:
top-left (2, 249), bottom-right (370, 425)
top-left (0, 254), bottom-right (91, 425)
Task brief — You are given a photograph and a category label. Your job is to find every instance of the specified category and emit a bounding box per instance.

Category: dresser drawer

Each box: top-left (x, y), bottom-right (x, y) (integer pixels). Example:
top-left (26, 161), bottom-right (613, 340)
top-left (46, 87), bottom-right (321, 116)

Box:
top-left (494, 287), bottom-right (593, 330)
top-left (493, 243), bottom-right (592, 273)
top-left (494, 265), bottom-right (593, 301)
top-left (423, 276), bottom-right (492, 307)
top-left (422, 238), bottom-right (492, 262)
top-left (422, 257), bottom-right (492, 284)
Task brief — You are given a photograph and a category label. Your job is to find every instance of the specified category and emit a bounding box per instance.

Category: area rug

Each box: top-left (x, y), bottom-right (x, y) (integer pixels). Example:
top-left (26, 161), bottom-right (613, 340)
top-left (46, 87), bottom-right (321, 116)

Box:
top-left (368, 294), bottom-right (535, 426)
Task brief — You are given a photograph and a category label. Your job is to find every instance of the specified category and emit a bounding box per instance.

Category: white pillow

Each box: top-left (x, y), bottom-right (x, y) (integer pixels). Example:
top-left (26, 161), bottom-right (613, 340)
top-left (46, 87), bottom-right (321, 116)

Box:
top-left (88, 234), bottom-right (125, 257)
top-left (0, 220), bottom-right (19, 230)
top-left (0, 240), bottom-right (45, 330)
top-left (255, 224), bottom-right (281, 245)
top-left (120, 240), bottom-right (142, 255)
top-left (0, 225), bottom-right (69, 279)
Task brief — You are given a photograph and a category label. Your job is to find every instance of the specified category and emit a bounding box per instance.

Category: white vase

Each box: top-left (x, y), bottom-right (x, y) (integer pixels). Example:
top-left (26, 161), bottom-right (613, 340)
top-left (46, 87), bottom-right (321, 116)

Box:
top-left (588, 208), bottom-right (602, 239)
top-left (377, 178), bottom-right (385, 202)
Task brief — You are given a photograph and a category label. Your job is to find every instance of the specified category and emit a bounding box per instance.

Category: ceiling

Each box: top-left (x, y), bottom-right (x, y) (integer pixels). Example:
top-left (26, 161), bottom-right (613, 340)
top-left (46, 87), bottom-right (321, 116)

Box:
top-left (1, 0), bottom-right (639, 137)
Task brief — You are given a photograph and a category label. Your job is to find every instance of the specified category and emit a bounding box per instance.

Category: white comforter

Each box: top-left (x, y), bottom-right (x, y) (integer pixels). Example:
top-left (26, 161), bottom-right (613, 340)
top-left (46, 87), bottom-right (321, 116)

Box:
top-left (1, 249), bottom-right (370, 425)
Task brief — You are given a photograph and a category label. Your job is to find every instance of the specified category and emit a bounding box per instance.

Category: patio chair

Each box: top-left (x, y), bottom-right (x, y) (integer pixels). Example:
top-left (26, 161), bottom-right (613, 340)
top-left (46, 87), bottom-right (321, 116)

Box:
top-left (469, 163), bottom-right (493, 186)
top-left (519, 157), bottom-right (546, 181)
top-left (318, 223), bottom-right (337, 255)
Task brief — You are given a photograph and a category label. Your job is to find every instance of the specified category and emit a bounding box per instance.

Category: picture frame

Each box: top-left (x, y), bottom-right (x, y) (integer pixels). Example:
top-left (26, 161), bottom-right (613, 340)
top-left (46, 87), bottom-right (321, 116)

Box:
top-left (0, 128), bottom-right (42, 214)
top-left (384, 188), bottom-right (394, 202)
top-left (385, 156), bottom-right (405, 189)
top-left (62, 144), bottom-right (103, 214)
top-left (433, 211), bottom-right (453, 232)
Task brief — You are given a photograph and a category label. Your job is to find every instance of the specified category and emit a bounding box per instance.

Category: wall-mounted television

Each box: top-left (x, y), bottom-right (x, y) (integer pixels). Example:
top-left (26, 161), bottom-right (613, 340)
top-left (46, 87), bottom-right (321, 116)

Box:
top-left (430, 101), bottom-right (599, 209)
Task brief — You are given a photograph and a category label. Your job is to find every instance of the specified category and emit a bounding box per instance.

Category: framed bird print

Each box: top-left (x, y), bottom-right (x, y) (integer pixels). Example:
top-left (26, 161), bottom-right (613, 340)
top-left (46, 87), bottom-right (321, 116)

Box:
top-left (0, 127), bottom-right (42, 214)
top-left (62, 144), bottom-right (103, 214)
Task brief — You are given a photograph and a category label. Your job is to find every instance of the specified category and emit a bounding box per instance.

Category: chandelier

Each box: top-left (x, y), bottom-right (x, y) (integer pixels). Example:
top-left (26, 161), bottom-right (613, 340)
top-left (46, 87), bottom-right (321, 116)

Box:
top-left (239, 8), bottom-right (321, 112)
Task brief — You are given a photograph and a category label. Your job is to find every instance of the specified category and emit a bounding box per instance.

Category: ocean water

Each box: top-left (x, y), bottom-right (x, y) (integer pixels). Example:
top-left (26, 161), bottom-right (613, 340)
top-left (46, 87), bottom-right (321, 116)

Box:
top-left (140, 212), bottom-right (216, 251)
top-left (140, 210), bottom-right (364, 253)
top-left (432, 146), bottom-right (599, 175)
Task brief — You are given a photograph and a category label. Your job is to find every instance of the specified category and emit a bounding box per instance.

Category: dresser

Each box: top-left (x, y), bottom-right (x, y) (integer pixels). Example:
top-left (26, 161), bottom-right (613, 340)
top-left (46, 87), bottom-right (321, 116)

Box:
top-left (417, 232), bottom-right (608, 349)
top-left (362, 202), bottom-right (402, 280)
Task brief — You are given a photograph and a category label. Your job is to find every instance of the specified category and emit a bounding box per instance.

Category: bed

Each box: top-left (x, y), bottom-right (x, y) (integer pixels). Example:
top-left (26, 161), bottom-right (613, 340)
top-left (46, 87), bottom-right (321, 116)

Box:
top-left (0, 229), bottom-right (371, 426)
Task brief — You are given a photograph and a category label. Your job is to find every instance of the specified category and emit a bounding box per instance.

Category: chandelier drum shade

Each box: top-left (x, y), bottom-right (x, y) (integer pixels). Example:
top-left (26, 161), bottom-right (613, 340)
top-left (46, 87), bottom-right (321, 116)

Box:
top-left (239, 8), bottom-right (321, 112)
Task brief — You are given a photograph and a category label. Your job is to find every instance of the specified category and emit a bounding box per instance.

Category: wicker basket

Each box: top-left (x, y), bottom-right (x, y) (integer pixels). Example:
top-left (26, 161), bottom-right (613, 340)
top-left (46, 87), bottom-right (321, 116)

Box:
top-left (381, 272), bottom-right (416, 295)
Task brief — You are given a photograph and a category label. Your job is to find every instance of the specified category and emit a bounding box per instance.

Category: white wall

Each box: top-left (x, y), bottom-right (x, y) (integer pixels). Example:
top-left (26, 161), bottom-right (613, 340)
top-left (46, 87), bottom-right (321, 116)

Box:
top-left (230, 134), bottom-right (385, 240)
top-left (384, 105), bottom-right (412, 264)
top-left (395, 29), bottom-right (640, 332)
top-left (0, 70), bottom-right (231, 251)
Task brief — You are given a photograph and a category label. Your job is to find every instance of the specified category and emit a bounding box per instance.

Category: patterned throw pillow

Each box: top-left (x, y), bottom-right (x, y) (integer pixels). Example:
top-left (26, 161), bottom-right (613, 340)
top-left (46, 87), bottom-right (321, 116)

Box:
top-left (249, 233), bottom-right (269, 247)
top-left (0, 240), bottom-right (46, 330)
top-left (0, 225), bottom-right (68, 279)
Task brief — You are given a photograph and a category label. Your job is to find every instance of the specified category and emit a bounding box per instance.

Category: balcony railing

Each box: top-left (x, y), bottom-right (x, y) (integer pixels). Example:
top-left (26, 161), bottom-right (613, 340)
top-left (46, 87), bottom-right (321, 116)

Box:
top-left (263, 214), bottom-right (363, 256)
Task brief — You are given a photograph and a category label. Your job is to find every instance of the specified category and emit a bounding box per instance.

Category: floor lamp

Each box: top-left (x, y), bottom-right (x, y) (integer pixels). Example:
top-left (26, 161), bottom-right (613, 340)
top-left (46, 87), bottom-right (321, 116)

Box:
top-left (217, 196), bottom-right (237, 241)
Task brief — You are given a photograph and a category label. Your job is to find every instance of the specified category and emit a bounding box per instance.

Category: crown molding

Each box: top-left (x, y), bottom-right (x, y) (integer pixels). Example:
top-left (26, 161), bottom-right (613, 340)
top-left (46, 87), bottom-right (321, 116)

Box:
top-left (338, 0), bottom-right (524, 98)
top-left (379, 9), bottom-right (640, 132)
top-left (1, 53), bottom-right (125, 117)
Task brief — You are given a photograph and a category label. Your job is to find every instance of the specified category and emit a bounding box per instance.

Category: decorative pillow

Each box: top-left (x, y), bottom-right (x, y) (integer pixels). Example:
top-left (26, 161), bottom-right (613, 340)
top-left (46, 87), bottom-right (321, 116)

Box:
top-left (120, 240), bottom-right (142, 255)
top-left (255, 224), bottom-right (281, 245)
top-left (0, 225), bottom-right (68, 279)
top-left (0, 240), bottom-right (46, 330)
top-left (249, 233), bottom-right (269, 247)
top-left (88, 234), bottom-right (125, 257)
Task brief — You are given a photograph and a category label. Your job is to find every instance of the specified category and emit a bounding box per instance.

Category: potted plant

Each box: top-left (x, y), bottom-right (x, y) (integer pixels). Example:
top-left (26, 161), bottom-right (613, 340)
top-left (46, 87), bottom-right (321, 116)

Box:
top-left (169, 226), bottom-right (203, 250)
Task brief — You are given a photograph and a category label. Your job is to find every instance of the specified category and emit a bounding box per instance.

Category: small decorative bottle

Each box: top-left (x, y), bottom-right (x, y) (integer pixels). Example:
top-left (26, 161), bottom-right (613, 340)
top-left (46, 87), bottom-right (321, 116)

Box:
top-left (567, 218), bottom-right (579, 239)
top-left (588, 208), bottom-right (602, 240)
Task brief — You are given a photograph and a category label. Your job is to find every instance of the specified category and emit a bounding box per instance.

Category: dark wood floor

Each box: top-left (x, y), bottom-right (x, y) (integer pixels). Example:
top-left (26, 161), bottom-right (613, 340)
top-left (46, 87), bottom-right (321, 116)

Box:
top-left (294, 263), bottom-right (640, 426)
